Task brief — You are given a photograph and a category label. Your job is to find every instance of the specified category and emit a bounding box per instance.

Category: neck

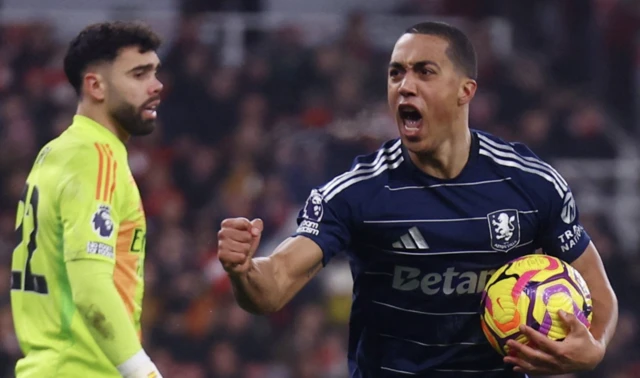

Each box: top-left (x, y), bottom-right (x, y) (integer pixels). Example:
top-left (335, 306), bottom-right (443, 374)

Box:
top-left (76, 102), bottom-right (130, 143)
top-left (409, 127), bottom-right (472, 179)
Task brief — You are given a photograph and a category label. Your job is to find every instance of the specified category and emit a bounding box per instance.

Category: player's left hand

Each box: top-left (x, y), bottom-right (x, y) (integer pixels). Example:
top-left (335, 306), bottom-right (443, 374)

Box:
top-left (504, 310), bottom-right (605, 375)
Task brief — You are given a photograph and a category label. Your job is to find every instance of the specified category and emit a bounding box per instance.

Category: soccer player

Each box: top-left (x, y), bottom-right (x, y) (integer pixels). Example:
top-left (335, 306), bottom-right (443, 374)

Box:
top-left (217, 22), bottom-right (618, 377)
top-left (10, 22), bottom-right (163, 378)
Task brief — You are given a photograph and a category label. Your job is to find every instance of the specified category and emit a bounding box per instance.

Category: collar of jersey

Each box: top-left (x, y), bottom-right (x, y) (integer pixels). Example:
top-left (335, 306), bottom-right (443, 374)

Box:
top-left (401, 130), bottom-right (480, 183)
top-left (71, 115), bottom-right (127, 156)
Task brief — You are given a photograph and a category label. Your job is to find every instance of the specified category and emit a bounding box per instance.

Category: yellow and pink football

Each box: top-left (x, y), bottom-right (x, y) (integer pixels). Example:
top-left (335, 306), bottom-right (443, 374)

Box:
top-left (480, 254), bottom-right (593, 356)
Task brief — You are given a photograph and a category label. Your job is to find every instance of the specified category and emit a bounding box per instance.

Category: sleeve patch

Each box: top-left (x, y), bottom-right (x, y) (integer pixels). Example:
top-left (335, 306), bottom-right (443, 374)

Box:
top-left (561, 192), bottom-right (576, 224)
top-left (302, 189), bottom-right (324, 222)
top-left (555, 224), bottom-right (585, 253)
top-left (92, 204), bottom-right (115, 239)
top-left (297, 220), bottom-right (320, 236)
top-left (86, 241), bottom-right (115, 259)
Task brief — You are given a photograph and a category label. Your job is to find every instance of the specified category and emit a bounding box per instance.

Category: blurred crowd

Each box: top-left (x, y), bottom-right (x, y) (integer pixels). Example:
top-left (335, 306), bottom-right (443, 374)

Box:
top-left (1, 0), bottom-right (640, 377)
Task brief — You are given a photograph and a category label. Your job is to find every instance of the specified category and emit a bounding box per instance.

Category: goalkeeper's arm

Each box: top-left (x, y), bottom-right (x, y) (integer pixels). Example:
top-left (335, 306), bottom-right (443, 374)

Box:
top-left (67, 259), bottom-right (161, 378)
top-left (58, 145), bottom-right (161, 377)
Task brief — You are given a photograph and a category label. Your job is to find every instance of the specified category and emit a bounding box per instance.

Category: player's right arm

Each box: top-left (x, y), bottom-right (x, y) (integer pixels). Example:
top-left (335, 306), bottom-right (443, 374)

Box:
top-left (219, 219), bottom-right (324, 314)
top-left (58, 144), bottom-right (160, 378)
top-left (219, 188), bottom-right (353, 314)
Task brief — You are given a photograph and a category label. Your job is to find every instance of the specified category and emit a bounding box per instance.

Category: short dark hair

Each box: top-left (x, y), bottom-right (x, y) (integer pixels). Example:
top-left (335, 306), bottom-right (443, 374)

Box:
top-left (63, 21), bottom-right (161, 95)
top-left (405, 21), bottom-right (477, 80)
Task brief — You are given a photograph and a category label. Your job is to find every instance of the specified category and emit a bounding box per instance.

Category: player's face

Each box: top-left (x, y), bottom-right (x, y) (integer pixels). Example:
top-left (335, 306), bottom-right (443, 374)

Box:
top-left (106, 46), bottom-right (163, 136)
top-left (388, 34), bottom-right (473, 153)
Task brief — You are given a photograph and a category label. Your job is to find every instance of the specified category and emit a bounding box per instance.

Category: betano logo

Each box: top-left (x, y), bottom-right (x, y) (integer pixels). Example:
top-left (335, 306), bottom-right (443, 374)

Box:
top-left (392, 265), bottom-right (496, 295)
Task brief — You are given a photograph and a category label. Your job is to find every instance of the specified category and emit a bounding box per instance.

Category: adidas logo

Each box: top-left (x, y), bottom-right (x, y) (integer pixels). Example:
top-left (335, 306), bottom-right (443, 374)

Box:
top-left (392, 226), bottom-right (429, 249)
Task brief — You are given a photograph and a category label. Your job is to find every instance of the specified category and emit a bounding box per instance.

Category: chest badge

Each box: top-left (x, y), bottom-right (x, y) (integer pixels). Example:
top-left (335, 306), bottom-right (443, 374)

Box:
top-left (488, 209), bottom-right (520, 252)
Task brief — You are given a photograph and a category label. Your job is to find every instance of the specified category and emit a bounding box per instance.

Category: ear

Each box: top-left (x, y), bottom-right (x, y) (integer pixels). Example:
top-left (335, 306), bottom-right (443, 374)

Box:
top-left (458, 78), bottom-right (477, 106)
top-left (82, 70), bottom-right (107, 102)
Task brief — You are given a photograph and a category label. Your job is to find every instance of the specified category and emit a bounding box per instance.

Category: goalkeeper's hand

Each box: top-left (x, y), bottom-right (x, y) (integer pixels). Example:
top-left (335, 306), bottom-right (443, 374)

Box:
top-left (117, 350), bottom-right (163, 378)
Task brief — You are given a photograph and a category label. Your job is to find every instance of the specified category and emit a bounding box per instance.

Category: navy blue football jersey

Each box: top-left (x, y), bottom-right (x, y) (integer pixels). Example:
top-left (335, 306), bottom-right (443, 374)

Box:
top-left (294, 130), bottom-right (591, 378)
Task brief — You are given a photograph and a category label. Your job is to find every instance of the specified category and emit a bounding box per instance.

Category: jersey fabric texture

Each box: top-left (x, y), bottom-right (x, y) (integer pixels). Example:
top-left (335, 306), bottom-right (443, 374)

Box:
top-left (11, 115), bottom-right (147, 377)
top-left (294, 130), bottom-right (590, 378)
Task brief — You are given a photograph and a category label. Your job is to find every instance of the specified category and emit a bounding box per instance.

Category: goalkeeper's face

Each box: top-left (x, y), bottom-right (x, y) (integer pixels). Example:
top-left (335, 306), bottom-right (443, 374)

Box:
top-left (106, 46), bottom-right (163, 136)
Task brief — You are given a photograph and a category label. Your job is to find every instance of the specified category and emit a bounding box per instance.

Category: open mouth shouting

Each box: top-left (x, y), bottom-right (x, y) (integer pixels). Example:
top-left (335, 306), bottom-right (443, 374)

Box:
top-left (398, 104), bottom-right (423, 137)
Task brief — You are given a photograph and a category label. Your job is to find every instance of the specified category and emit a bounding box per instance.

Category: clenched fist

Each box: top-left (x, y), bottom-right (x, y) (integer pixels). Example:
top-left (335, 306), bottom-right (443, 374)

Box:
top-left (217, 217), bottom-right (264, 276)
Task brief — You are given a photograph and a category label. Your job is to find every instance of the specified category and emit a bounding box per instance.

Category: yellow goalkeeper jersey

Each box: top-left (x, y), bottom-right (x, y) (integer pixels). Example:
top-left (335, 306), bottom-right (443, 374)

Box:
top-left (10, 115), bottom-right (147, 377)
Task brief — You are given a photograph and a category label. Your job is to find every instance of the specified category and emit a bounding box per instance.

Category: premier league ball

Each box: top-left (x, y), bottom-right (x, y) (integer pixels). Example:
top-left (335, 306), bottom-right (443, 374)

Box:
top-left (480, 254), bottom-right (593, 356)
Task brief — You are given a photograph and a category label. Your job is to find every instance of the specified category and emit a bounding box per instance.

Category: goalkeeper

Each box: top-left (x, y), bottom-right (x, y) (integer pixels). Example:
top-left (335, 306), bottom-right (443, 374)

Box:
top-left (10, 21), bottom-right (163, 378)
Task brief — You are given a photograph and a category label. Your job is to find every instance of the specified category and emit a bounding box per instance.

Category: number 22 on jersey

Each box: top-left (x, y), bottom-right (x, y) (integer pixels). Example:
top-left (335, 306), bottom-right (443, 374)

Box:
top-left (11, 183), bottom-right (49, 294)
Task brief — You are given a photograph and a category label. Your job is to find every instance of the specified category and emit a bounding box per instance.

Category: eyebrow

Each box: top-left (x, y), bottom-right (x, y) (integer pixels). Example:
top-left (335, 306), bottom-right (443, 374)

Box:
top-left (388, 60), bottom-right (441, 71)
top-left (127, 63), bottom-right (160, 74)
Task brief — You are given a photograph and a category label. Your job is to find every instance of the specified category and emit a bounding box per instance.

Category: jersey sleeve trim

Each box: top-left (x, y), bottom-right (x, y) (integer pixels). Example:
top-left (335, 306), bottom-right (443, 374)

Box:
top-left (56, 143), bottom-right (112, 206)
top-left (94, 143), bottom-right (118, 204)
top-left (477, 133), bottom-right (568, 198)
top-left (56, 144), bottom-right (120, 264)
top-left (319, 139), bottom-right (404, 202)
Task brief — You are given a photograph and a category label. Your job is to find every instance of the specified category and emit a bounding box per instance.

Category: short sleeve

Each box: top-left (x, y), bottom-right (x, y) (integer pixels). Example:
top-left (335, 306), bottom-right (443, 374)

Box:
top-left (293, 188), bottom-right (353, 266)
top-left (537, 184), bottom-right (591, 263)
top-left (58, 144), bottom-right (119, 264)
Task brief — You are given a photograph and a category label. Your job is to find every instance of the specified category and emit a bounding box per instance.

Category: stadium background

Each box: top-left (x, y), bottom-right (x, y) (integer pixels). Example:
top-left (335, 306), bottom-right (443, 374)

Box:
top-left (0, 0), bottom-right (639, 377)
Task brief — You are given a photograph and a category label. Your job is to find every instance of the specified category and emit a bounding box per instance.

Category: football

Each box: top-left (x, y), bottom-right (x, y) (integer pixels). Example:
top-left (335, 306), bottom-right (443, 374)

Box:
top-left (480, 254), bottom-right (593, 356)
